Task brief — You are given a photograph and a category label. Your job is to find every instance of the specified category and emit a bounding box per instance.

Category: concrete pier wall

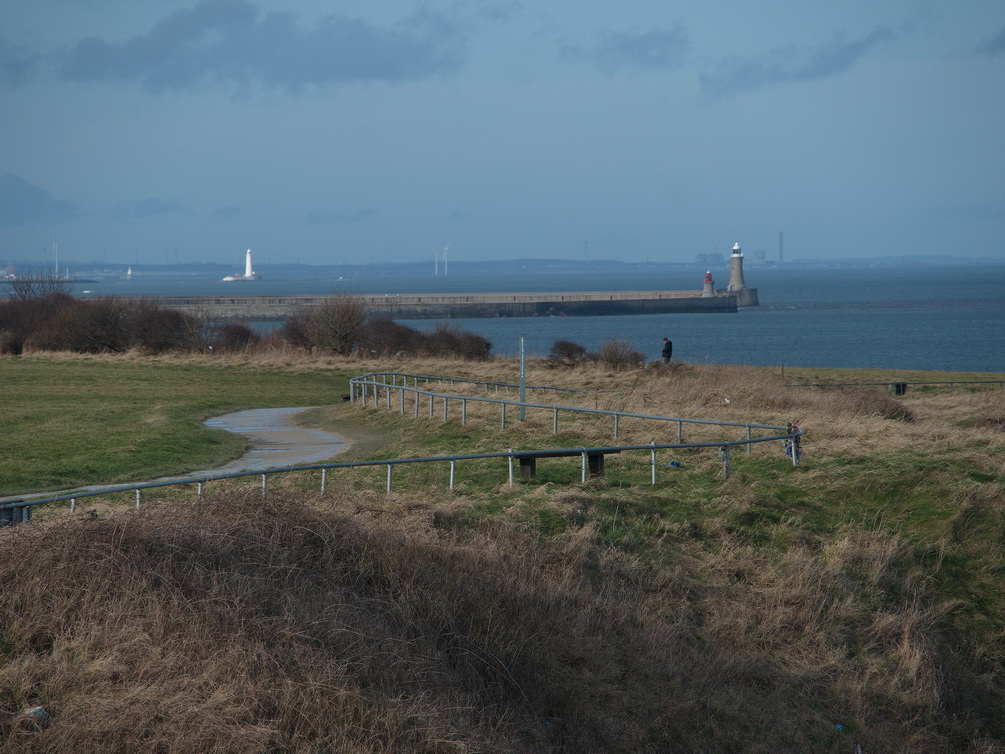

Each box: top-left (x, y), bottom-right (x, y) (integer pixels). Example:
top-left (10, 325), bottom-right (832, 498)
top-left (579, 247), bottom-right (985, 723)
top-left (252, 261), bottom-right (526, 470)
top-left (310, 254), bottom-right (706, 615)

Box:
top-left (150, 290), bottom-right (739, 321)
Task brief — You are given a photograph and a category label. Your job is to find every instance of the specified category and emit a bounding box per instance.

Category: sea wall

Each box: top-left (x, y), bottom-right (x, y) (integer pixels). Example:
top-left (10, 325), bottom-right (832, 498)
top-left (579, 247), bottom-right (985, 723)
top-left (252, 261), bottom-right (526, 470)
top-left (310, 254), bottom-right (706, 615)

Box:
top-left (150, 290), bottom-right (739, 321)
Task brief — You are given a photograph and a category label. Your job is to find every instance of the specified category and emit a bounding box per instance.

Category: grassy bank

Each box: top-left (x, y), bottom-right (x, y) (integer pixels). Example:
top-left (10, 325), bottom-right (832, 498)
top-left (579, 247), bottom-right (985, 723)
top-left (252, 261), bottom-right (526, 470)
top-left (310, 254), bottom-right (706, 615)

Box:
top-left (2, 352), bottom-right (1004, 751)
top-left (0, 351), bottom-right (352, 494)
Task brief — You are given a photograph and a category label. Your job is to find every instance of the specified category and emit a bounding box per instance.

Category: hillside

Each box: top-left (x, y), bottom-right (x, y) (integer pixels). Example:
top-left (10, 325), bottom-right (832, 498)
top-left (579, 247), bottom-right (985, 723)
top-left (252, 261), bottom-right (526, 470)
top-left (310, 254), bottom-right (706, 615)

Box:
top-left (2, 354), bottom-right (1004, 752)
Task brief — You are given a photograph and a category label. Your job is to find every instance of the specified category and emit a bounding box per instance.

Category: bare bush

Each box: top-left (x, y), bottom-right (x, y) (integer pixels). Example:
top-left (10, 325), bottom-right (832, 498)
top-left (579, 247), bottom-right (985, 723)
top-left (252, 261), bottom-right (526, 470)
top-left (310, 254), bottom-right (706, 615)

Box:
top-left (595, 337), bottom-right (646, 370)
top-left (425, 322), bottom-right (492, 360)
top-left (548, 339), bottom-right (587, 367)
top-left (204, 323), bottom-right (261, 352)
top-left (280, 294), bottom-right (367, 354)
top-left (352, 318), bottom-right (492, 360)
top-left (5, 295), bottom-right (202, 354)
top-left (358, 317), bottom-right (419, 355)
top-left (6, 270), bottom-right (72, 300)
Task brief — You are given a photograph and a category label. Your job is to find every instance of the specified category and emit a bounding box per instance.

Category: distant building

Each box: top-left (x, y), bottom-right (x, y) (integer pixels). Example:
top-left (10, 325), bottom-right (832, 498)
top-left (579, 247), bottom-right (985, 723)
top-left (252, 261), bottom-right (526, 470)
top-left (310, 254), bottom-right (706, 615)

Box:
top-left (695, 253), bottom-right (725, 267)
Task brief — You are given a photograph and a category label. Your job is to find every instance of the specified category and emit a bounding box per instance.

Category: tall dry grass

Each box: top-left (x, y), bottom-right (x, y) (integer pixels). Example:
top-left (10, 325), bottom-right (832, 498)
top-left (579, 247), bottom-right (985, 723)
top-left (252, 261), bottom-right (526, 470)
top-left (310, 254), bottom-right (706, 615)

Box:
top-left (2, 492), bottom-right (997, 752)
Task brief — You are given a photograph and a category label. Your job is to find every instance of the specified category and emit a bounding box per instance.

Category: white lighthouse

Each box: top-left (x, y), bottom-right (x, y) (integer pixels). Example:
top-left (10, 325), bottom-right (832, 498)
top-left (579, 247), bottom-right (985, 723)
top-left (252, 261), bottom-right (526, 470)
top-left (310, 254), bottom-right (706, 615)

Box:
top-left (725, 242), bottom-right (758, 306)
top-left (222, 249), bottom-right (261, 281)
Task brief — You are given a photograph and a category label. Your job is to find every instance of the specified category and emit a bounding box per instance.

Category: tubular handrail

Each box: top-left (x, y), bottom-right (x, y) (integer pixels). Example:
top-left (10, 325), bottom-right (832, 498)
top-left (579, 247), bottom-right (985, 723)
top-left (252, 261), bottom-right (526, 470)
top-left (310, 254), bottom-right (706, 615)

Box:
top-left (349, 371), bottom-right (788, 431)
top-left (1, 431), bottom-right (800, 512)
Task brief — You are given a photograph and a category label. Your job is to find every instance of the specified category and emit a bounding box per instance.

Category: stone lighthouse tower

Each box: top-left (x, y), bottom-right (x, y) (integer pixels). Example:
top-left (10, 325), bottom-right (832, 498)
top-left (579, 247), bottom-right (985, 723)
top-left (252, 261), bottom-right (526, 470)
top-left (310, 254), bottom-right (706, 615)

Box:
top-left (726, 242), bottom-right (759, 306)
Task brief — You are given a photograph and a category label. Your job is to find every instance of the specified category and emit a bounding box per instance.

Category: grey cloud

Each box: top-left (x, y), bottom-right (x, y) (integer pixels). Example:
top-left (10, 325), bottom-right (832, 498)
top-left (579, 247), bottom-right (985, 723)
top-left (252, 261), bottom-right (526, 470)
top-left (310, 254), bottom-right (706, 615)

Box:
top-left (564, 24), bottom-right (688, 72)
top-left (473, 2), bottom-right (523, 23)
top-left (700, 27), bottom-right (894, 98)
top-left (114, 197), bottom-right (190, 219)
top-left (58, 0), bottom-right (466, 93)
top-left (0, 173), bottom-right (75, 226)
top-left (0, 36), bottom-right (41, 87)
top-left (305, 208), bottom-right (375, 226)
top-left (975, 27), bottom-right (1005, 55)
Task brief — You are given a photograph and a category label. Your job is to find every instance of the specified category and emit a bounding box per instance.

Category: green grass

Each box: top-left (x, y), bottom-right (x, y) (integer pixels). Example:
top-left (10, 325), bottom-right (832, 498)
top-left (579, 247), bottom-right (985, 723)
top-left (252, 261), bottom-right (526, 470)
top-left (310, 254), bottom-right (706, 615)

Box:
top-left (1, 356), bottom-right (351, 494)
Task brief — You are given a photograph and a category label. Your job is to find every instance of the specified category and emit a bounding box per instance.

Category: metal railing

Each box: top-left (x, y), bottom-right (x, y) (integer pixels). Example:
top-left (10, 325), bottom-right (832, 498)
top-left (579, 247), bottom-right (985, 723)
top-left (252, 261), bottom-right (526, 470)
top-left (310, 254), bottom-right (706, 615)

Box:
top-left (2, 372), bottom-right (803, 523)
top-left (349, 371), bottom-right (789, 444)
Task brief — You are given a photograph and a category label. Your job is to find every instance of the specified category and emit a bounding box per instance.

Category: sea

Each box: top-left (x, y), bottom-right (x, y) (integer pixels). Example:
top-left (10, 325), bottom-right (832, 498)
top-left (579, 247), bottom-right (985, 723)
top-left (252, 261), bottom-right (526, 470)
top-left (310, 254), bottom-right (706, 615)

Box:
top-left (63, 263), bottom-right (1005, 374)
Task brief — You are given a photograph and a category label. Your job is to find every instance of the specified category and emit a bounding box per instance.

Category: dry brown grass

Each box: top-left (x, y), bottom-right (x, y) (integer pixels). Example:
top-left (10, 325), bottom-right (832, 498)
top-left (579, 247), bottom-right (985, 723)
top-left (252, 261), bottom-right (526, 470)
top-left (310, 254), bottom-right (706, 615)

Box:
top-left (3, 490), bottom-right (997, 753)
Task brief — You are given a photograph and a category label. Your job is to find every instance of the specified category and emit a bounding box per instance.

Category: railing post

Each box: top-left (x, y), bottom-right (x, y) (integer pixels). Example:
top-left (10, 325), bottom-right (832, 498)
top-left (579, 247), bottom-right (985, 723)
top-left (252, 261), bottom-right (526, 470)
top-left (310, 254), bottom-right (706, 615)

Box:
top-left (197, 482), bottom-right (204, 497)
top-left (501, 402), bottom-right (507, 430)
top-left (508, 450), bottom-right (514, 487)
top-left (614, 414), bottom-right (620, 439)
top-left (428, 394), bottom-right (434, 418)
top-left (261, 473), bottom-right (268, 497)
top-left (677, 420), bottom-right (683, 443)
top-left (719, 446), bottom-right (731, 478)
top-left (581, 452), bottom-right (588, 483)
top-left (461, 398), bottom-right (467, 426)
top-left (400, 388), bottom-right (405, 414)
top-left (414, 391), bottom-right (420, 418)
top-left (385, 385), bottom-right (391, 410)
top-left (442, 397), bottom-right (448, 423)
top-left (651, 441), bottom-right (657, 485)
top-left (746, 425), bottom-right (752, 455)
top-left (135, 489), bottom-right (141, 509)
top-left (449, 460), bottom-right (456, 491)
top-left (320, 468), bottom-right (327, 495)
top-left (70, 497), bottom-right (77, 513)
top-left (386, 464), bottom-right (393, 493)
top-left (553, 408), bottom-right (559, 434)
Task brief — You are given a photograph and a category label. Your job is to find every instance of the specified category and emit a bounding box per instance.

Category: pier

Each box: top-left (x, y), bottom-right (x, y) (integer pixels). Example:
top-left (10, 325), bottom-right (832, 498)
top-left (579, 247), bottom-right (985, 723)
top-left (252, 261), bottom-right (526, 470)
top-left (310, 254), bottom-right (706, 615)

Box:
top-left (149, 290), bottom-right (741, 321)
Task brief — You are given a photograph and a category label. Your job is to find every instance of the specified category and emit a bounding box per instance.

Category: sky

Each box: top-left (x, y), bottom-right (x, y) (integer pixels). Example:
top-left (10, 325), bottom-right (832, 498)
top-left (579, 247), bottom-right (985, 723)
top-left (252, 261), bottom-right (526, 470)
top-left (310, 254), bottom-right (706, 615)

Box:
top-left (2, 0), bottom-right (1004, 267)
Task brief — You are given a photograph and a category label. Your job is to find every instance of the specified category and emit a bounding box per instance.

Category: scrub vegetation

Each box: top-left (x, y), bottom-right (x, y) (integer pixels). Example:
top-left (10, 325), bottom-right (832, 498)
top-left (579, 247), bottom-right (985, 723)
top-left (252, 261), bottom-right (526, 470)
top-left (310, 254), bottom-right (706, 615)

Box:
top-left (2, 350), bottom-right (1004, 752)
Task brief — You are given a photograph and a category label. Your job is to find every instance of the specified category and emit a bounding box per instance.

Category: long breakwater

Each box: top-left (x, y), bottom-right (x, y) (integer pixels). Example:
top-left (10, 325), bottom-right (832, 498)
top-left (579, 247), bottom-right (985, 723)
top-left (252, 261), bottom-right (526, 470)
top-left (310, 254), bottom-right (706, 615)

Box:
top-left (149, 290), bottom-right (739, 320)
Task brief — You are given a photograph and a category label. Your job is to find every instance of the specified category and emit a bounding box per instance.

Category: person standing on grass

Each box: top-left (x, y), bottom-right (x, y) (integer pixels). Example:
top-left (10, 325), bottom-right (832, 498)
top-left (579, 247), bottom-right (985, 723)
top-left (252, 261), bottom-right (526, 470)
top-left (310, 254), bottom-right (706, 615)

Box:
top-left (661, 337), bottom-right (673, 362)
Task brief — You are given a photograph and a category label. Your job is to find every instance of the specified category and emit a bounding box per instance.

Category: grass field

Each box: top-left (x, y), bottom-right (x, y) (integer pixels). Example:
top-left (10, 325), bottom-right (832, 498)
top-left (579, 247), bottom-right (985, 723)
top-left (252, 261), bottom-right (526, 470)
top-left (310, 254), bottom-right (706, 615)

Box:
top-left (2, 350), bottom-right (1004, 752)
top-left (0, 352), bottom-right (353, 494)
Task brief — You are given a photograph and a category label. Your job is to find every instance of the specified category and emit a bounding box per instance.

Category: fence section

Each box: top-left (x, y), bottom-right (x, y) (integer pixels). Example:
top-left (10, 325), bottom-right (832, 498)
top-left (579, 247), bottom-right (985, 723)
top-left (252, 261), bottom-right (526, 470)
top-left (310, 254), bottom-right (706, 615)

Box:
top-left (3, 371), bottom-right (803, 522)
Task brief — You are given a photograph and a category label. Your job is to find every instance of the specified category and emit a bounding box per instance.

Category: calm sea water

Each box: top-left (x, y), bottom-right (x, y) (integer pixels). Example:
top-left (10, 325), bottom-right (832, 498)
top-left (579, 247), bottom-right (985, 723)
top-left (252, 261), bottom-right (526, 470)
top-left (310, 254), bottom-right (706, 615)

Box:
top-left (68, 264), bottom-right (1004, 373)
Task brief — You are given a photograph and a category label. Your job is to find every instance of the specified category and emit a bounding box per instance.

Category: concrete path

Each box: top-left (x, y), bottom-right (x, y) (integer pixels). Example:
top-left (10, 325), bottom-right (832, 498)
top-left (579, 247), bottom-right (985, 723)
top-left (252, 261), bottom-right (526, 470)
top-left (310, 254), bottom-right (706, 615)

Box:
top-left (178, 406), bottom-right (349, 477)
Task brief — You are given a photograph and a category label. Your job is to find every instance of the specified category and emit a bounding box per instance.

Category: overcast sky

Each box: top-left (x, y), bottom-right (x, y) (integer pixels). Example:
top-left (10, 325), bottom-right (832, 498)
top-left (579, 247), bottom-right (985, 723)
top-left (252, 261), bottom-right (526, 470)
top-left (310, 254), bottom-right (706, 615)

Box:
top-left (2, 0), bottom-right (1004, 266)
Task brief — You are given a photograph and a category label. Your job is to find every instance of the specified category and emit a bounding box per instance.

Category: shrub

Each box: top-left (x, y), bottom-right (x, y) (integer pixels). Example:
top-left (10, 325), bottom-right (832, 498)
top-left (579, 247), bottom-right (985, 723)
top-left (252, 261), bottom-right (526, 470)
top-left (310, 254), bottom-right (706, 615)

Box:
top-left (4, 294), bottom-right (202, 354)
top-left (357, 319), bottom-right (492, 360)
top-left (548, 339), bottom-right (588, 367)
top-left (280, 294), bottom-right (367, 354)
top-left (205, 323), bottom-right (260, 352)
top-left (425, 322), bottom-right (492, 360)
top-left (595, 337), bottom-right (645, 370)
top-left (358, 317), bottom-right (417, 355)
